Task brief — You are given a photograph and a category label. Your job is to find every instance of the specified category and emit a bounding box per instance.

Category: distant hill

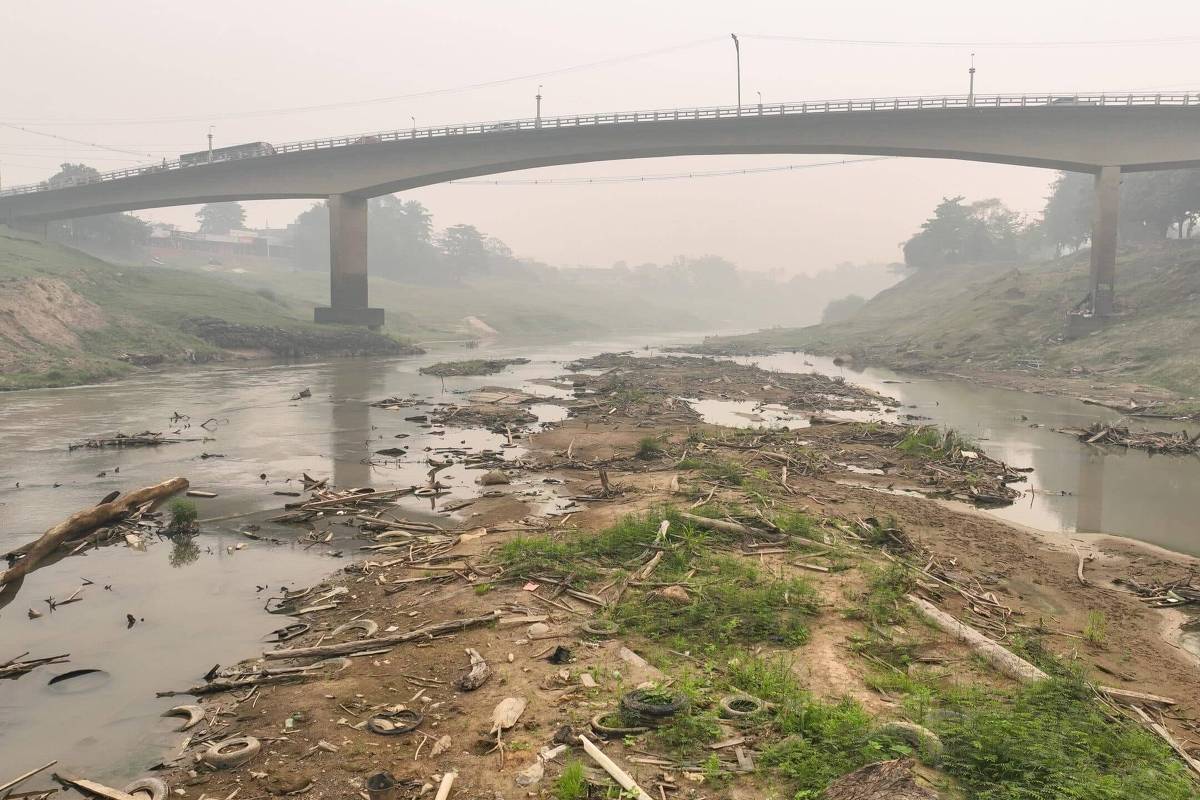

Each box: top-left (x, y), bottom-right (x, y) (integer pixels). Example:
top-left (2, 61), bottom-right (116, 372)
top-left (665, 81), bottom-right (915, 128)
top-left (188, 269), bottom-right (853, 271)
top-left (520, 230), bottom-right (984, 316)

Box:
top-left (687, 242), bottom-right (1200, 398)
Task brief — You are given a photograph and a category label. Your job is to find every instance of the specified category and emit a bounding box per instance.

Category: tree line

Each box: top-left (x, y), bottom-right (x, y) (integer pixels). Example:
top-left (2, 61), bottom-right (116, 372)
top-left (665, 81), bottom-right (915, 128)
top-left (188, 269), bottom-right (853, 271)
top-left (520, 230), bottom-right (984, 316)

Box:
top-left (903, 168), bottom-right (1200, 268)
top-left (288, 196), bottom-right (523, 285)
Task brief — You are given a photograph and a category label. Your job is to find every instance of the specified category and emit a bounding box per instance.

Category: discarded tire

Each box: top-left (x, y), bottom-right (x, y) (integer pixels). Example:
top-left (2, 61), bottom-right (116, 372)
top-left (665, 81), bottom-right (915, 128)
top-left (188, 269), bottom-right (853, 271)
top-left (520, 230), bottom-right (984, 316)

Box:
top-left (264, 622), bottom-right (309, 642)
top-left (202, 736), bottom-right (261, 768)
top-left (719, 694), bottom-right (764, 718)
top-left (871, 721), bottom-right (943, 761)
top-left (580, 619), bottom-right (618, 638)
top-left (332, 618), bottom-right (379, 639)
top-left (367, 709), bottom-right (423, 735)
top-left (47, 668), bottom-right (109, 690)
top-left (589, 711), bottom-right (650, 738)
top-left (621, 688), bottom-right (687, 720)
top-left (123, 778), bottom-right (168, 800)
top-left (162, 704), bottom-right (205, 731)
top-left (311, 657), bottom-right (352, 672)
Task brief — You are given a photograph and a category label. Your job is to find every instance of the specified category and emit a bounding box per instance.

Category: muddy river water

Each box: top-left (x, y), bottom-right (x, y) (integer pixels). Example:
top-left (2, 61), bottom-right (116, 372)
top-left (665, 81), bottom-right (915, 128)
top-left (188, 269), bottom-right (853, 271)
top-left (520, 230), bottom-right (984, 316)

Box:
top-left (2, 335), bottom-right (1199, 785)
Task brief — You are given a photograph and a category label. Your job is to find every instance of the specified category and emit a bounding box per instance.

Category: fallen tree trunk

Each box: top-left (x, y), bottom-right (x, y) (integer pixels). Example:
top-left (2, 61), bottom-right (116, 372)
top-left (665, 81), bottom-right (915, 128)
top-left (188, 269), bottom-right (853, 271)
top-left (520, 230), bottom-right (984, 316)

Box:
top-left (1099, 686), bottom-right (1177, 707)
top-left (1, 477), bottom-right (188, 587)
top-left (578, 735), bottom-right (652, 800)
top-left (263, 611), bottom-right (499, 660)
top-left (906, 595), bottom-right (1048, 683)
top-left (676, 510), bottom-right (777, 542)
top-left (156, 672), bottom-right (311, 697)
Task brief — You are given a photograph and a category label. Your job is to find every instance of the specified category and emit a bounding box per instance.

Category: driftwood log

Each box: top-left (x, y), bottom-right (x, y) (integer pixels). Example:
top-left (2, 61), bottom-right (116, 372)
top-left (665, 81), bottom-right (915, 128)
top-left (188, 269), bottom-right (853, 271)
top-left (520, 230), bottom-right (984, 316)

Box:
top-left (457, 648), bottom-right (491, 691)
top-left (677, 512), bottom-right (779, 538)
top-left (263, 611), bottom-right (500, 660)
top-left (1, 477), bottom-right (188, 588)
top-left (906, 595), bottom-right (1048, 683)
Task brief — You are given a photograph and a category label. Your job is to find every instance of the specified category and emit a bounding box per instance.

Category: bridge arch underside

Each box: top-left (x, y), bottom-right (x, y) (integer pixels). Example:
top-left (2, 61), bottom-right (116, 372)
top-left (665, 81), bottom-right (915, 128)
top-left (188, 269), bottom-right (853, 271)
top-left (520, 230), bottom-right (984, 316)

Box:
top-left (5, 107), bottom-right (1197, 323)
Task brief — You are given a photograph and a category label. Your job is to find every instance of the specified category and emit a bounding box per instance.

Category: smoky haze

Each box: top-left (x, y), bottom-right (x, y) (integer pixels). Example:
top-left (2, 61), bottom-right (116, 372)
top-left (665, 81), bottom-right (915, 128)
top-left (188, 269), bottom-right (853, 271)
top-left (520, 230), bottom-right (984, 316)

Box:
top-left (3, 1), bottom-right (1199, 276)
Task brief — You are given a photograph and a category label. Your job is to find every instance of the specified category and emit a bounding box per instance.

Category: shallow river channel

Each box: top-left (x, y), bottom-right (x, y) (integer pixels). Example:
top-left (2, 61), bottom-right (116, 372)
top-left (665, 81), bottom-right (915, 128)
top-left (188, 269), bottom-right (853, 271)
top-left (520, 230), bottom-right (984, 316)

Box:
top-left (2, 335), bottom-right (1199, 785)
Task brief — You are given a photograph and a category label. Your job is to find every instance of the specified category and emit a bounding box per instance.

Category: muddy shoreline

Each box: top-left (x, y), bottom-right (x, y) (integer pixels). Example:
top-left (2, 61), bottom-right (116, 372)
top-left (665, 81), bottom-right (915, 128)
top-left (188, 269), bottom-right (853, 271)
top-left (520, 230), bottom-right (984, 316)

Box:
top-left (674, 341), bottom-right (1194, 417)
top-left (12, 353), bottom-right (1200, 798)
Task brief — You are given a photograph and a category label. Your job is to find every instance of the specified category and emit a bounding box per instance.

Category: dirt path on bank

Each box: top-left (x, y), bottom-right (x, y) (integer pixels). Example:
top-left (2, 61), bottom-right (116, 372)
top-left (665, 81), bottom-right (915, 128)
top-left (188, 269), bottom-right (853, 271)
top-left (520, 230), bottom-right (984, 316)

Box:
top-left (97, 354), bottom-right (1200, 799)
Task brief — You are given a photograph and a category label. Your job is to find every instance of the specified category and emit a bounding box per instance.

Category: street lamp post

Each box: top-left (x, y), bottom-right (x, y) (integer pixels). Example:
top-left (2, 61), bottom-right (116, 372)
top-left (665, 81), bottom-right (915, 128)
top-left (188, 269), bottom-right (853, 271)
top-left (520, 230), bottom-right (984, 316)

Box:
top-left (410, 116), bottom-right (417, 137)
top-left (757, 90), bottom-right (762, 114)
top-left (207, 125), bottom-right (214, 163)
top-left (968, 52), bottom-right (976, 106)
top-left (731, 34), bottom-right (742, 115)
top-left (536, 84), bottom-right (543, 127)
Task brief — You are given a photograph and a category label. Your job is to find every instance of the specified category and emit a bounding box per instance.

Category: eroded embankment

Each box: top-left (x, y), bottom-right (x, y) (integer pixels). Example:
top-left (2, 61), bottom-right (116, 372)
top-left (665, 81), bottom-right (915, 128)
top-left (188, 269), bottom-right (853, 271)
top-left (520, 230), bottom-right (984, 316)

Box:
top-left (17, 354), bottom-right (1200, 800)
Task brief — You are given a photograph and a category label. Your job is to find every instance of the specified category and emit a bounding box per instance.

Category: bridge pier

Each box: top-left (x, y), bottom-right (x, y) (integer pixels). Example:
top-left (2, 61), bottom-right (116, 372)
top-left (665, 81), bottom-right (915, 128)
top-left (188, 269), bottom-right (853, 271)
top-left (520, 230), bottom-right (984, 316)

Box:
top-left (314, 194), bottom-right (384, 329)
top-left (1088, 165), bottom-right (1120, 316)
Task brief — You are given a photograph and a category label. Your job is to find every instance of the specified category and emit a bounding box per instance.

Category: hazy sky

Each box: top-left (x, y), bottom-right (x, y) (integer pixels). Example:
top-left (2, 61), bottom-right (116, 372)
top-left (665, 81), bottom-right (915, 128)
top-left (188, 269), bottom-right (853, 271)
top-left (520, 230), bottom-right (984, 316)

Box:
top-left (4, 1), bottom-right (1199, 273)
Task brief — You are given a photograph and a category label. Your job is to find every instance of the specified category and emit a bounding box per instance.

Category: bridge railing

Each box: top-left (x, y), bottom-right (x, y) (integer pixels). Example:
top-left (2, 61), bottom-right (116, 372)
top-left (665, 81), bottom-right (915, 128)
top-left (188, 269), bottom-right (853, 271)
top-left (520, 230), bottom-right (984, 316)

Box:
top-left (3, 91), bottom-right (1197, 198)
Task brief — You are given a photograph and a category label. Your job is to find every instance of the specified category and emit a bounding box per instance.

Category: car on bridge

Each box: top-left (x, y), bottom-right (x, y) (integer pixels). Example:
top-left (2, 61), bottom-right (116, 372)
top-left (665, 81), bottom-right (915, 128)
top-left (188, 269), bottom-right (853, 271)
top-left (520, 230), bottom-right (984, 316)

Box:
top-left (180, 141), bottom-right (276, 167)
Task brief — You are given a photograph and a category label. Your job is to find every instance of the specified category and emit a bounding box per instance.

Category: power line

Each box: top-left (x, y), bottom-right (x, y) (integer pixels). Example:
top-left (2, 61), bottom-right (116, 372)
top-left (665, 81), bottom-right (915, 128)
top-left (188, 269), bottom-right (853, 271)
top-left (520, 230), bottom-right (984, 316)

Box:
top-left (0, 123), bottom-right (154, 157)
top-left (6, 37), bottom-right (724, 127)
top-left (448, 157), bottom-right (891, 186)
top-left (741, 33), bottom-right (1200, 49)
top-left (0, 151), bottom-right (160, 163)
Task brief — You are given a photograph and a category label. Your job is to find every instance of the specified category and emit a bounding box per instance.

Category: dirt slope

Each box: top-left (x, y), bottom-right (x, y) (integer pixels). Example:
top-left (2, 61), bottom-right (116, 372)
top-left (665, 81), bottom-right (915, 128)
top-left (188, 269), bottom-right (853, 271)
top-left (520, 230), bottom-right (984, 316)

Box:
top-left (0, 228), bottom-right (415, 389)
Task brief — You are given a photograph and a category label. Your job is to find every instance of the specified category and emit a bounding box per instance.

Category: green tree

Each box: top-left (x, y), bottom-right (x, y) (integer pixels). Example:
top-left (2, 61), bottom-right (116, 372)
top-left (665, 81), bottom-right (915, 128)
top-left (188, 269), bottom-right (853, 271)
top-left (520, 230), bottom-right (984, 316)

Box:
top-left (288, 196), bottom-right (445, 282)
top-left (1039, 171), bottom-right (1093, 254)
top-left (45, 163), bottom-right (149, 257)
top-left (437, 223), bottom-right (490, 277)
top-left (369, 196), bottom-right (441, 281)
top-left (821, 294), bottom-right (867, 323)
top-left (1039, 168), bottom-right (1200, 252)
top-left (903, 196), bottom-right (1025, 268)
top-left (196, 202), bottom-right (246, 234)
top-left (289, 202), bottom-right (329, 271)
top-left (902, 196), bottom-right (974, 267)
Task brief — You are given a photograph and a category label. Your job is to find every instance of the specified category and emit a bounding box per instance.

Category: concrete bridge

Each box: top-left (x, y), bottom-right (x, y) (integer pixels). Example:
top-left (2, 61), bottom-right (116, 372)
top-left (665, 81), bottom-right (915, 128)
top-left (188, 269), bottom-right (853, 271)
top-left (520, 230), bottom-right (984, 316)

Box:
top-left (4, 91), bottom-right (1200, 326)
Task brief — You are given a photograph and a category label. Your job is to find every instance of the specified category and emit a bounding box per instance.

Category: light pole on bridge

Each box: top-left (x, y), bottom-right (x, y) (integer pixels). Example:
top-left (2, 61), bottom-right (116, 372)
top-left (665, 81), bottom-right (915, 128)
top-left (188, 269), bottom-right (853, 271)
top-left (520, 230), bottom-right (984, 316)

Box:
top-left (968, 52), bottom-right (976, 106)
top-left (731, 34), bottom-right (742, 115)
top-left (207, 125), bottom-right (214, 163)
top-left (536, 84), bottom-right (543, 127)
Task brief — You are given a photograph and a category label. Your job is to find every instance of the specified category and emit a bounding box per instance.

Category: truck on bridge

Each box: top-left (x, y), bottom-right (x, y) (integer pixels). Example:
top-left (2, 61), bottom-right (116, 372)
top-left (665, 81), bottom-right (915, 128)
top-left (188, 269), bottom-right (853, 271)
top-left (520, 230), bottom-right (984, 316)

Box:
top-left (179, 141), bottom-right (276, 167)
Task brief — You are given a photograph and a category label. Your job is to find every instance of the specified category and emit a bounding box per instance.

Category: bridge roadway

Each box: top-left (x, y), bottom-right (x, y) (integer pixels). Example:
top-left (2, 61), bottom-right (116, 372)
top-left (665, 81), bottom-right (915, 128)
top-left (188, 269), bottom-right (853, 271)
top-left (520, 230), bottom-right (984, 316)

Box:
top-left (5, 92), bottom-right (1199, 325)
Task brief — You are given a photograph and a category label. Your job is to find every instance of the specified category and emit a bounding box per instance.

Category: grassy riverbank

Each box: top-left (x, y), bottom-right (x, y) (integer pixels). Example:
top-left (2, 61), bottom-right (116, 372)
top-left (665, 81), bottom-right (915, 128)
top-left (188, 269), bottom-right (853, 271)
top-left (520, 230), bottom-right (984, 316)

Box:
top-left (690, 242), bottom-right (1200, 401)
top-left (0, 227), bottom-right (411, 389)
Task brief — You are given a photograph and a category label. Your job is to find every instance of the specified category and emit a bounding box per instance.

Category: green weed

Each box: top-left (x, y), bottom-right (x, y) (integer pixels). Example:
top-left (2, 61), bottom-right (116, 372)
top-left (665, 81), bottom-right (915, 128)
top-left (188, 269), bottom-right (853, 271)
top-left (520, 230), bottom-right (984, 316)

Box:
top-left (850, 563), bottom-right (915, 625)
top-left (554, 761), bottom-right (587, 800)
top-left (614, 556), bottom-right (817, 648)
top-left (655, 710), bottom-right (723, 755)
top-left (636, 436), bottom-right (665, 459)
top-left (897, 426), bottom-right (979, 458)
top-left (495, 536), bottom-right (579, 579)
top-left (167, 499), bottom-right (198, 533)
top-left (934, 677), bottom-right (1195, 799)
top-left (701, 457), bottom-right (745, 486)
top-left (771, 509), bottom-right (819, 540)
top-left (1084, 611), bottom-right (1108, 646)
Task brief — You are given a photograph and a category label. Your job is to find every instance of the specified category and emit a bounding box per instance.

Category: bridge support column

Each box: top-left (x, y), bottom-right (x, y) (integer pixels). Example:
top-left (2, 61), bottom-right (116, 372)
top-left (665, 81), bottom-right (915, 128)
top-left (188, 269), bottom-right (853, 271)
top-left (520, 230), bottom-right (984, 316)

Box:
top-left (1088, 166), bottom-right (1120, 317)
top-left (314, 194), bottom-right (384, 328)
